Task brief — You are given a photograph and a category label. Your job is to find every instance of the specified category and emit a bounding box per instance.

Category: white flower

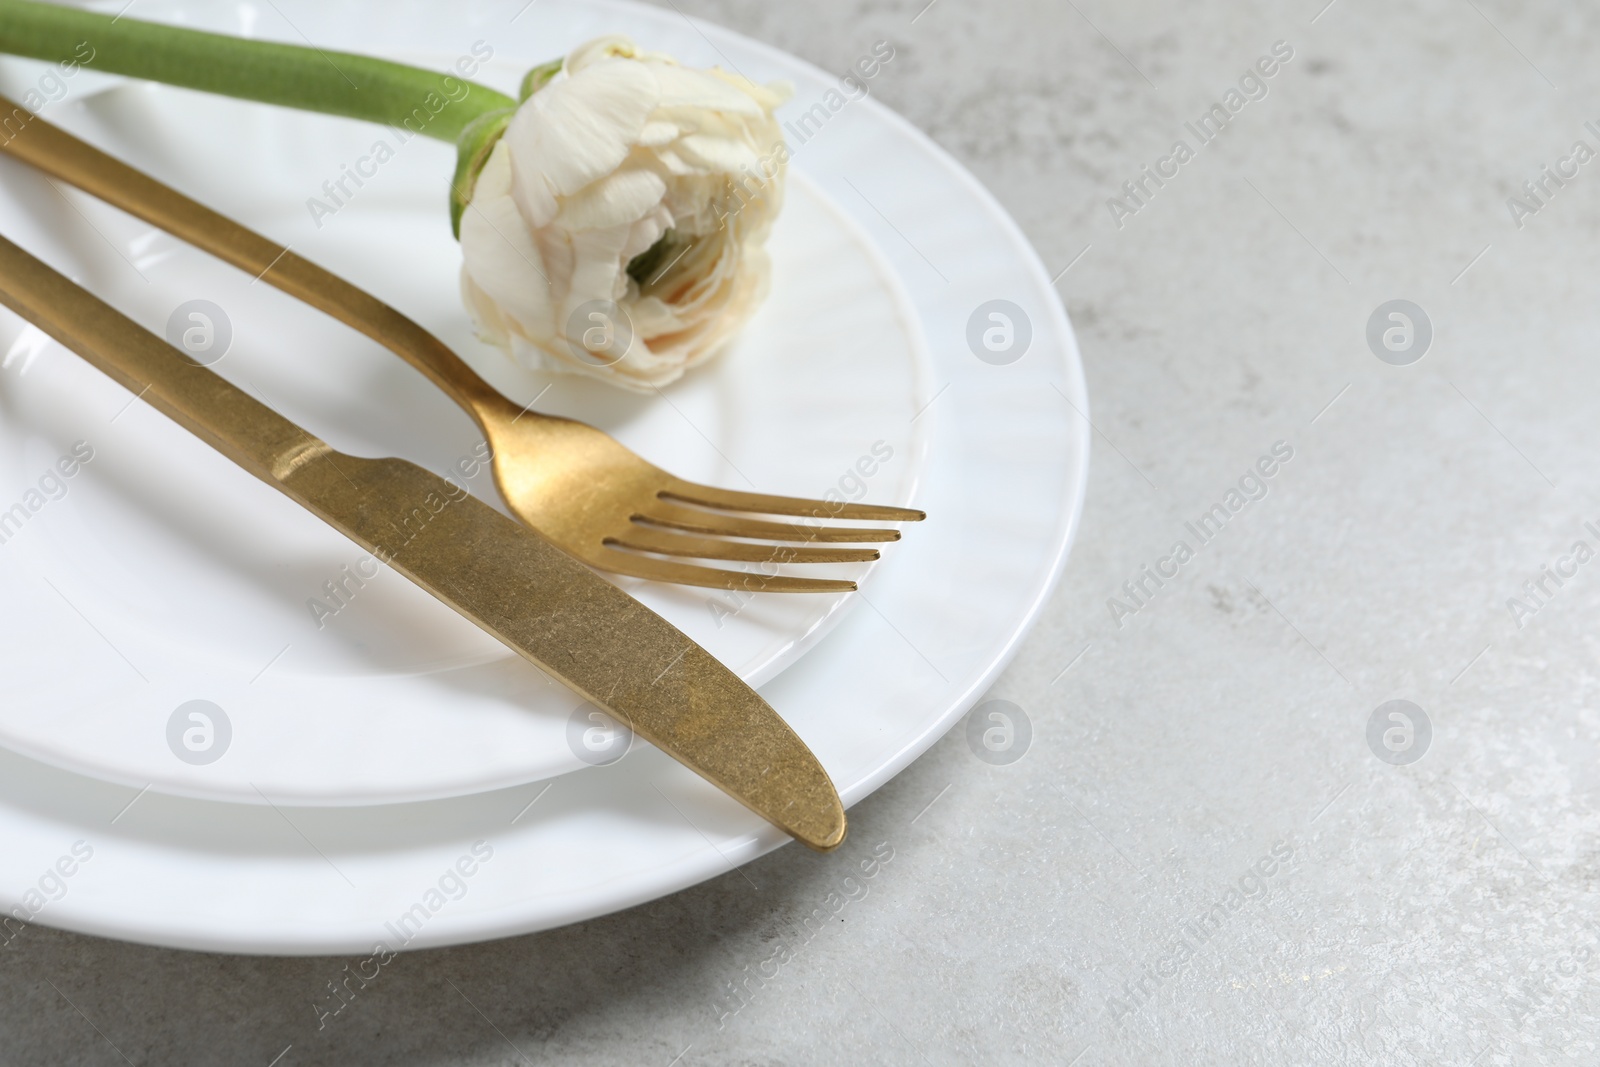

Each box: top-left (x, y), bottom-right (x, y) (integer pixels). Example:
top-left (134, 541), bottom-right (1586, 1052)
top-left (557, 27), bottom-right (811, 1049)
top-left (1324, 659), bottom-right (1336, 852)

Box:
top-left (458, 35), bottom-right (790, 392)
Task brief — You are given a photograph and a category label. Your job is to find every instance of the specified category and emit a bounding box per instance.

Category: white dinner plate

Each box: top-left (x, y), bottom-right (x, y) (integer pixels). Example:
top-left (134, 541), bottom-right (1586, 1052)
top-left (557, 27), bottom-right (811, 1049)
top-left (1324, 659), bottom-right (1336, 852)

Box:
top-left (0, 73), bottom-right (930, 804)
top-left (0, 0), bottom-right (1088, 953)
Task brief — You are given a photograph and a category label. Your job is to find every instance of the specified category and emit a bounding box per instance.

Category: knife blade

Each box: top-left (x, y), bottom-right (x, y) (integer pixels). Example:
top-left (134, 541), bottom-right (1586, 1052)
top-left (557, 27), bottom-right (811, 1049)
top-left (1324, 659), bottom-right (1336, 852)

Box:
top-left (0, 230), bottom-right (846, 851)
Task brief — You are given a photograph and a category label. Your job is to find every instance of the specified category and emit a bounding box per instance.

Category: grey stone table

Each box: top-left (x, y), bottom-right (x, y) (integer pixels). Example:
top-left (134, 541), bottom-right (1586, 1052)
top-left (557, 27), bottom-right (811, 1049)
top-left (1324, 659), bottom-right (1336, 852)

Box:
top-left (5, 0), bottom-right (1599, 1063)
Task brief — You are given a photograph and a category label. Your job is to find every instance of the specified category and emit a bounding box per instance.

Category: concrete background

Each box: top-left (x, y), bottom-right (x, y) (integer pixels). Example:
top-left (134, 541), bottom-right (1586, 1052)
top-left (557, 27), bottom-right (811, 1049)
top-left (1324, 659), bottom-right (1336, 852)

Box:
top-left (6, 0), bottom-right (1600, 1062)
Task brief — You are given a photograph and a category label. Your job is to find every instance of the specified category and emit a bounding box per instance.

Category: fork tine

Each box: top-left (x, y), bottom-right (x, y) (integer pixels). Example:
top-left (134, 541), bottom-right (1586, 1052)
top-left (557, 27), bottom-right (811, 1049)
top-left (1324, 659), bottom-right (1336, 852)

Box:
top-left (609, 529), bottom-right (880, 564)
top-left (594, 549), bottom-right (858, 593)
top-left (662, 480), bottom-right (926, 522)
top-left (640, 503), bottom-right (902, 544)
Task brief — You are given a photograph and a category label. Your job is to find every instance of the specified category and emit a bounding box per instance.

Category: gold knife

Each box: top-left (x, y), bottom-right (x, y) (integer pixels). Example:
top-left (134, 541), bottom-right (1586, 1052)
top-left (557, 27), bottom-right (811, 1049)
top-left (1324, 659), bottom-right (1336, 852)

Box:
top-left (0, 230), bottom-right (846, 851)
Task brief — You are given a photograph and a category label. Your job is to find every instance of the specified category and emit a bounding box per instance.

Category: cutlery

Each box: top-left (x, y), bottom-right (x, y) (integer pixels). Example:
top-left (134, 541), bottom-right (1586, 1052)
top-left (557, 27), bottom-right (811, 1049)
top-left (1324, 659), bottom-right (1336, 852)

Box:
top-left (0, 228), bottom-right (846, 850)
top-left (0, 103), bottom-right (924, 594)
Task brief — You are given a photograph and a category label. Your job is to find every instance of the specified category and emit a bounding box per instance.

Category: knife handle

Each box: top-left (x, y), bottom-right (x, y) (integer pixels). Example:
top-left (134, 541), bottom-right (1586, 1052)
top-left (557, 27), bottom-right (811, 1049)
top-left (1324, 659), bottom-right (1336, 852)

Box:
top-left (0, 231), bottom-right (325, 483)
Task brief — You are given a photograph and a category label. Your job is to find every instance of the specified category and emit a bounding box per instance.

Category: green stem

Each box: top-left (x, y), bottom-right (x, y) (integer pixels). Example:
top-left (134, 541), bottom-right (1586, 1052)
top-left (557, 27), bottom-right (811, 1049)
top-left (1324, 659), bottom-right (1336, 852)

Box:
top-left (0, 0), bottom-right (516, 142)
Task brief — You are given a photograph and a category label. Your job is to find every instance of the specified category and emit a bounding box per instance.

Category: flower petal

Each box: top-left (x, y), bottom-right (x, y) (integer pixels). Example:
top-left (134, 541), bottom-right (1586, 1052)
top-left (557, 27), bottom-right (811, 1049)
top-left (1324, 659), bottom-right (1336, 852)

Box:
top-left (647, 62), bottom-right (764, 116)
top-left (460, 142), bottom-right (556, 342)
top-left (637, 120), bottom-right (679, 147)
top-left (504, 58), bottom-right (659, 227)
top-left (622, 203), bottom-right (674, 261)
top-left (565, 34), bottom-right (638, 72)
top-left (565, 224), bottom-right (634, 312)
top-left (554, 165), bottom-right (667, 231)
top-left (673, 132), bottom-right (763, 174)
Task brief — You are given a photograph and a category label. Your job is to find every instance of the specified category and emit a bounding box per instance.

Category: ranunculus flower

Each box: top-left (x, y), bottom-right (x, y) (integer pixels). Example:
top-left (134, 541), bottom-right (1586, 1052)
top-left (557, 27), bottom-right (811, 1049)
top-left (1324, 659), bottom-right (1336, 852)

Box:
top-left (458, 36), bottom-right (790, 392)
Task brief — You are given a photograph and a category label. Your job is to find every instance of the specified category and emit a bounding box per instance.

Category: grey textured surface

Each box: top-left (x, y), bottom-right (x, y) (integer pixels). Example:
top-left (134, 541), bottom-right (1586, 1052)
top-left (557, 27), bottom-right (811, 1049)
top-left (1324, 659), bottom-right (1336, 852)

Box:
top-left (7, 0), bottom-right (1600, 1063)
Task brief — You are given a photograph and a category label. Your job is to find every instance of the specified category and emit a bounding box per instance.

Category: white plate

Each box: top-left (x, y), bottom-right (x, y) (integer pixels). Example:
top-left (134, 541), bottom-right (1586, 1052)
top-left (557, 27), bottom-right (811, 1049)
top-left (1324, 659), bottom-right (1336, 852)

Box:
top-left (0, 80), bottom-right (930, 804)
top-left (0, 0), bottom-right (1088, 953)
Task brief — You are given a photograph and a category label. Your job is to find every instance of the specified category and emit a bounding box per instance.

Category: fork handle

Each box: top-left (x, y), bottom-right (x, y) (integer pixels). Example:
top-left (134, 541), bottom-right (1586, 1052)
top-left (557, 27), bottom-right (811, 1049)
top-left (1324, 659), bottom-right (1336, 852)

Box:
top-left (0, 96), bottom-right (518, 424)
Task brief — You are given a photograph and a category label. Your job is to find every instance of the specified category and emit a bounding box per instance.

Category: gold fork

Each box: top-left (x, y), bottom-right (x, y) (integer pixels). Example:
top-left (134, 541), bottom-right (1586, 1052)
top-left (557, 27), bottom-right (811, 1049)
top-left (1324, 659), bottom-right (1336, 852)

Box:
top-left (0, 103), bottom-right (924, 593)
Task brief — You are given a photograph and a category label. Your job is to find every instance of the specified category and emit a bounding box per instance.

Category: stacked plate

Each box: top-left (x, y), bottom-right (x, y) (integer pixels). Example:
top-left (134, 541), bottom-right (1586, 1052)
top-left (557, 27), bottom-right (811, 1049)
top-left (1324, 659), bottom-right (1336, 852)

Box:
top-left (0, 0), bottom-right (1087, 952)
